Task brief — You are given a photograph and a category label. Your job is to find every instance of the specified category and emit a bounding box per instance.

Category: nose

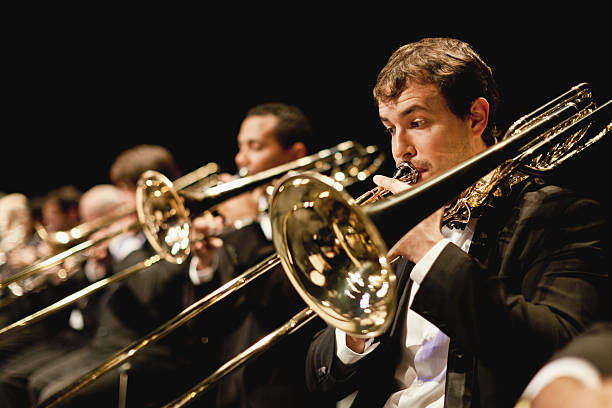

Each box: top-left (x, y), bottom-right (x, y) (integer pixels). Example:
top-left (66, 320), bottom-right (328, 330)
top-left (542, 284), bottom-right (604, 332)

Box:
top-left (391, 129), bottom-right (417, 164)
top-left (235, 149), bottom-right (247, 170)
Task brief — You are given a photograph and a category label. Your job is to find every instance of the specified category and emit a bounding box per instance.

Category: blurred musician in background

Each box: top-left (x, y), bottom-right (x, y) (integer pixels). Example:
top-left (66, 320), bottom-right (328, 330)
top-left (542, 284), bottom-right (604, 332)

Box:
top-left (0, 193), bottom-right (40, 283)
top-left (304, 37), bottom-right (609, 408)
top-left (0, 184), bottom-right (125, 407)
top-left (33, 185), bottom-right (84, 288)
top-left (189, 102), bottom-right (331, 408)
top-left (0, 191), bottom-right (83, 368)
top-left (23, 144), bottom-right (206, 407)
top-left (39, 185), bottom-right (82, 237)
top-left (0, 193), bottom-right (54, 363)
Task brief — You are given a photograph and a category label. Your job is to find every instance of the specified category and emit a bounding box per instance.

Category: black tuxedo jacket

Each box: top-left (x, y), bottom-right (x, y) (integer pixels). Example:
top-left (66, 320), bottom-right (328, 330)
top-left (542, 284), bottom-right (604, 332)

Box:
top-left (306, 178), bottom-right (610, 408)
top-left (90, 241), bottom-right (187, 351)
top-left (206, 221), bottom-right (330, 408)
top-left (27, 238), bottom-right (197, 407)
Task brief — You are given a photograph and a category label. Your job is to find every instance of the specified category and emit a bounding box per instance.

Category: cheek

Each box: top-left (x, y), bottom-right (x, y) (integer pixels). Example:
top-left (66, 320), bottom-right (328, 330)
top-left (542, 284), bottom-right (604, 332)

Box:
top-left (429, 127), bottom-right (471, 172)
top-left (413, 127), bottom-right (451, 173)
top-left (251, 151), bottom-right (285, 173)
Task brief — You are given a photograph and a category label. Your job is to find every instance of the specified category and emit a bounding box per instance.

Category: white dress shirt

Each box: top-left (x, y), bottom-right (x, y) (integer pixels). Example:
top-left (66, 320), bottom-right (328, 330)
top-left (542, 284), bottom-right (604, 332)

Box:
top-left (336, 219), bottom-right (478, 408)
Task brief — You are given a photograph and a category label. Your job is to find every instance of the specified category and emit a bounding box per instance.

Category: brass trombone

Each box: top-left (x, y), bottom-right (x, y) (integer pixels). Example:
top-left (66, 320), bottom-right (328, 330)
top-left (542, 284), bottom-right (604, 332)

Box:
top-left (0, 162), bottom-right (221, 292)
top-left (35, 162), bottom-right (222, 252)
top-left (137, 141), bottom-right (384, 265)
top-left (38, 83), bottom-right (610, 408)
top-left (0, 141), bottom-right (383, 337)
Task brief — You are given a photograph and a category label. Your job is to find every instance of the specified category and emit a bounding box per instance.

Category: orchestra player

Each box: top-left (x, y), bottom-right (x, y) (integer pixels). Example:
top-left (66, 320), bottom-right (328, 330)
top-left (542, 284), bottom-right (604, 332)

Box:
top-left (304, 37), bottom-right (609, 408)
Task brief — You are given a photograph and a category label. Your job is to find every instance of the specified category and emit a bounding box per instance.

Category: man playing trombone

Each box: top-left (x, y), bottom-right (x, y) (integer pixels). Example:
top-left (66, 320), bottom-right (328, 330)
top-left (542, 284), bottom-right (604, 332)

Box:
top-left (189, 102), bottom-right (330, 408)
top-left (304, 37), bottom-right (609, 408)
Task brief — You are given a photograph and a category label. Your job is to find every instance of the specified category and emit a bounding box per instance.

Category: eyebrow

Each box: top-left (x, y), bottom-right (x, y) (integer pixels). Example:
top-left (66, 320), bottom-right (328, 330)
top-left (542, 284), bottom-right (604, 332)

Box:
top-left (379, 104), bottom-right (429, 124)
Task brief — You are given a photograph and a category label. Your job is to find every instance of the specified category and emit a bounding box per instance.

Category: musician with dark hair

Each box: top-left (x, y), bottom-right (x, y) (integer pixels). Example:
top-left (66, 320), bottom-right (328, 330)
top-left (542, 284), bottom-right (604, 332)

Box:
top-left (20, 145), bottom-right (209, 407)
top-left (305, 37), bottom-right (609, 408)
top-left (0, 185), bottom-right (124, 407)
top-left (189, 102), bottom-right (329, 408)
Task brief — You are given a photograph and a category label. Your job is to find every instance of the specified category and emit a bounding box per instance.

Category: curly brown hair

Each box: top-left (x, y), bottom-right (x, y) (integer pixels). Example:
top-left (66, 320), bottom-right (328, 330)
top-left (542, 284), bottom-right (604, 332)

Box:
top-left (373, 37), bottom-right (501, 146)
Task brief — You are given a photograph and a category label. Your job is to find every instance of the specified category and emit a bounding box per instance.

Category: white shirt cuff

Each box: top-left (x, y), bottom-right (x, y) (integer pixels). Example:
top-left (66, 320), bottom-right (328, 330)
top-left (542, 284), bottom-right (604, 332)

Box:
top-left (521, 357), bottom-right (603, 400)
top-left (409, 238), bottom-right (451, 285)
top-left (84, 259), bottom-right (102, 282)
top-left (188, 254), bottom-right (218, 285)
top-left (335, 328), bottom-right (380, 365)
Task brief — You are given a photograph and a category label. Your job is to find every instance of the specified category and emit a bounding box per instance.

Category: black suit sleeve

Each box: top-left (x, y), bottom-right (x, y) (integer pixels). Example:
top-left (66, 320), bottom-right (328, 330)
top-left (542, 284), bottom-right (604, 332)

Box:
top-left (550, 321), bottom-right (612, 377)
top-left (412, 188), bottom-right (608, 367)
top-left (106, 247), bottom-right (186, 336)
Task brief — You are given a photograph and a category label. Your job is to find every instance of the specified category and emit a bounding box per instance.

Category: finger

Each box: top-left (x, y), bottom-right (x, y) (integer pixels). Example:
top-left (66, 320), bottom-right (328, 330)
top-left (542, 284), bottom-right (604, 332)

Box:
top-left (192, 234), bottom-right (224, 250)
top-left (192, 239), bottom-right (205, 252)
top-left (372, 175), bottom-right (412, 194)
top-left (208, 237), bottom-right (224, 249)
top-left (218, 173), bottom-right (235, 182)
top-left (192, 215), bottom-right (224, 235)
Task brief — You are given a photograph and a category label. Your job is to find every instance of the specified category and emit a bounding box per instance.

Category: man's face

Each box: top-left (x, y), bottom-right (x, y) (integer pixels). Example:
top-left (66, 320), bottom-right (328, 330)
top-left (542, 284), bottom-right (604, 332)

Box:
top-left (235, 114), bottom-right (294, 176)
top-left (42, 201), bottom-right (72, 232)
top-left (378, 82), bottom-right (484, 183)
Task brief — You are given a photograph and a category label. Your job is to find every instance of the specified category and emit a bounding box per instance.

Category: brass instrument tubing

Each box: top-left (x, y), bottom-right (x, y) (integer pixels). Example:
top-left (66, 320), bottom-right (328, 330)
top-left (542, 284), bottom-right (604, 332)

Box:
top-left (162, 308), bottom-right (317, 408)
top-left (36, 142), bottom-right (400, 406)
top-left (179, 141), bottom-right (361, 212)
top-left (0, 163), bottom-right (219, 289)
top-left (158, 166), bottom-right (416, 406)
top-left (0, 255), bottom-right (161, 337)
top-left (0, 222), bottom-right (139, 289)
top-left (171, 162), bottom-right (220, 191)
top-left (355, 161), bottom-right (419, 205)
top-left (38, 253), bottom-right (281, 408)
top-left (42, 204), bottom-right (136, 247)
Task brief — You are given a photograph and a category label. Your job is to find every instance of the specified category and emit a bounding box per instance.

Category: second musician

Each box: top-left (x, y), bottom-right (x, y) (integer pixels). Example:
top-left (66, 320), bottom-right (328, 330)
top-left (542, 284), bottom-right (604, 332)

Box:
top-left (189, 102), bottom-right (331, 408)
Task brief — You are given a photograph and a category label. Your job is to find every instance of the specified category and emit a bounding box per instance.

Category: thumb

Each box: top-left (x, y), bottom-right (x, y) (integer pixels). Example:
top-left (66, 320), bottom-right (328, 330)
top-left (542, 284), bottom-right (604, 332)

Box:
top-left (372, 175), bottom-right (412, 195)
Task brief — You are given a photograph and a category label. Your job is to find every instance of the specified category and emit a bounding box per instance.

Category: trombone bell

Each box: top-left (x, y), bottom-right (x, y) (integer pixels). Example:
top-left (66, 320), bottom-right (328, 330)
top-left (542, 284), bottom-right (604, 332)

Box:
top-left (269, 171), bottom-right (396, 338)
top-left (136, 171), bottom-right (191, 264)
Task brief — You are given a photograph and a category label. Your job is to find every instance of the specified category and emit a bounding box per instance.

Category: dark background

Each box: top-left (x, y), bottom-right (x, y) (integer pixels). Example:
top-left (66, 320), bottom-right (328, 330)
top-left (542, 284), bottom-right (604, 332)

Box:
top-left (3, 14), bottom-right (610, 205)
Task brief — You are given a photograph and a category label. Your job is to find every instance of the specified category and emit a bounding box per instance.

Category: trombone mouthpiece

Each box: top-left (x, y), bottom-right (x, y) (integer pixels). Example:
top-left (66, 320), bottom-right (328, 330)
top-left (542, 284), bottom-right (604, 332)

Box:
top-left (393, 161), bottom-right (418, 184)
top-left (354, 161), bottom-right (419, 205)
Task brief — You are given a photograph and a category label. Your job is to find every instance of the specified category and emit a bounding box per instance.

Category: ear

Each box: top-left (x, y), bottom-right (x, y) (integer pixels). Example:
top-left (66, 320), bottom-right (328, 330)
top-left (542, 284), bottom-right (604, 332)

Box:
top-left (290, 141), bottom-right (308, 159)
top-left (469, 97), bottom-right (489, 139)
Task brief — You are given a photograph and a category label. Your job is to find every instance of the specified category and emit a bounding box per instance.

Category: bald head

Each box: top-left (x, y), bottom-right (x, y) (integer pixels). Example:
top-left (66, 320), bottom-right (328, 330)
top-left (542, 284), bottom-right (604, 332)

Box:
top-left (79, 184), bottom-right (126, 222)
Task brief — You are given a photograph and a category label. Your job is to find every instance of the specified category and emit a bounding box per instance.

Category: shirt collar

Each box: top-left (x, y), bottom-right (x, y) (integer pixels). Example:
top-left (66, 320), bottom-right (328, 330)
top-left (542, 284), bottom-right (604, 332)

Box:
top-left (108, 232), bottom-right (146, 262)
